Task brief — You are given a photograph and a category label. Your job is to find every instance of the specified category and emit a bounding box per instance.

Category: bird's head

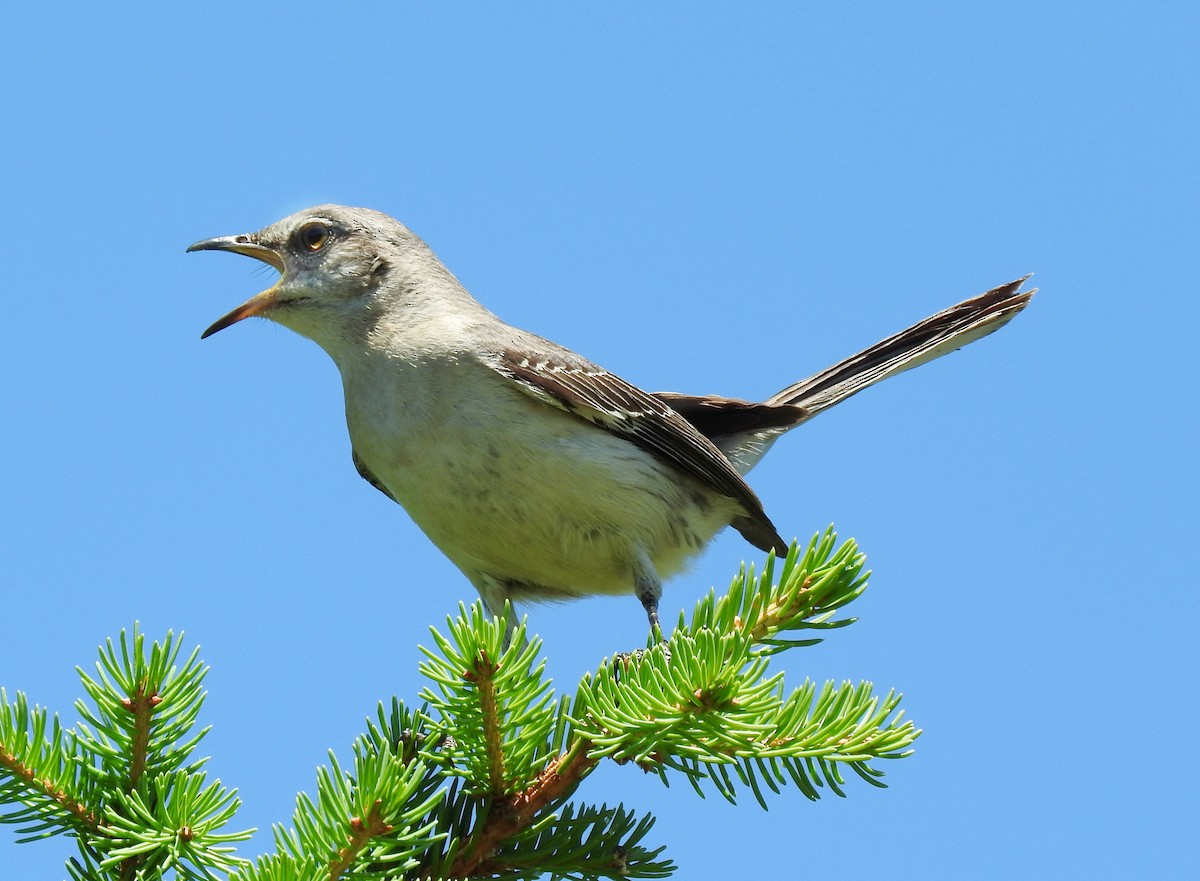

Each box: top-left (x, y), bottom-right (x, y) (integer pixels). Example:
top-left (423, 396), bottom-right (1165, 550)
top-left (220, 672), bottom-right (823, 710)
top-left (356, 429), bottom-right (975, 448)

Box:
top-left (189, 204), bottom-right (443, 345)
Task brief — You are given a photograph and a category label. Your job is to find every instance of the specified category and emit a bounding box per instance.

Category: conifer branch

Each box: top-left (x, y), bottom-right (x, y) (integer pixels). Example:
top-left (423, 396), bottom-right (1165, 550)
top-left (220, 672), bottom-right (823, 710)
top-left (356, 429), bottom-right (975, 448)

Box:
top-left (3, 528), bottom-right (922, 879)
top-left (466, 650), bottom-right (507, 795)
top-left (122, 686), bottom-right (160, 792)
top-left (0, 695), bottom-right (103, 831)
top-left (445, 743), bottom-right (598, 878)
top-left (330, 799), bottom-right (393, 878)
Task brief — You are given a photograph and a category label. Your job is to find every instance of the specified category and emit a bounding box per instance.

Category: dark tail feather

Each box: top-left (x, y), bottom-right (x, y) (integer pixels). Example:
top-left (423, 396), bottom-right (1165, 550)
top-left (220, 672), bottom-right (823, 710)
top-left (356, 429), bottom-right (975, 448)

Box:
top-left (767, 276), bottom-right (1034, 418)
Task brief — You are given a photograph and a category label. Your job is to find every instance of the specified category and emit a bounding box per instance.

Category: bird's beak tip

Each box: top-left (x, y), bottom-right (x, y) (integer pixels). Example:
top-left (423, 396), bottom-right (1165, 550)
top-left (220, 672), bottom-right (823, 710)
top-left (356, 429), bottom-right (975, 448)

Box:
top-left (187, 234), bottom-right (285, 271)
top-left (200, 292), bottom-right (276, 339)
top-left (187, 235), bottom-right (239, 254)
top-left (191, 232), bottom-right (286, 338)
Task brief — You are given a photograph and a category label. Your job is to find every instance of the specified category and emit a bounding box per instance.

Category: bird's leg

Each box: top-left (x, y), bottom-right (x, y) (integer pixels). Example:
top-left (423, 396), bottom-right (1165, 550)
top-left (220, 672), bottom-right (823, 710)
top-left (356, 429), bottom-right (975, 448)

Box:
top-left (611, 553), bottom-right (673, 693)
top-left (632, 550), bottom-right (667, 647)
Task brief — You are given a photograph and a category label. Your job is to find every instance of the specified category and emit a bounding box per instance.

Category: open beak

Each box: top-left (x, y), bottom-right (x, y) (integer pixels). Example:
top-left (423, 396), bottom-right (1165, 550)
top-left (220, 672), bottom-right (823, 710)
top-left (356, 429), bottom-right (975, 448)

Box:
top-left (187, 235), bottom-right (286, 339)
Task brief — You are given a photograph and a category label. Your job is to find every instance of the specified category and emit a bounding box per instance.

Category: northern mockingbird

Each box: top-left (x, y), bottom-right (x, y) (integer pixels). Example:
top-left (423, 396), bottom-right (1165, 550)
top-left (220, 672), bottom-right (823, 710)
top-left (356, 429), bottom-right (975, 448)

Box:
top-left (189, 205), bottom-right (1032, 633)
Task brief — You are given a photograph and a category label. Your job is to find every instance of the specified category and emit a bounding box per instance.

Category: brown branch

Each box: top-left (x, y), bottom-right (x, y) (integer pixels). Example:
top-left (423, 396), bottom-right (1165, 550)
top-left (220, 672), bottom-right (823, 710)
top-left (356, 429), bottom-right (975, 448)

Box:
top-left (0, 747), bottom-right (103, 828)
top-left (114, 681), bottom-right (163, 881)
top-left (121, 685), bottom-right (161, 791)
top-left (328, 799), bottom-right (393, 880)
top-left (445, 743), bottom-right (598, 879)
top-left (468, 650), bottom-right (507, 795)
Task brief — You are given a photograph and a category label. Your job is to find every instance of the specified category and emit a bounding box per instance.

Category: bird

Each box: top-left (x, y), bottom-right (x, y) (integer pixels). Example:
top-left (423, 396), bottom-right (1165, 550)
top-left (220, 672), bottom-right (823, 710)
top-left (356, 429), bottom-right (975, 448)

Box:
top-left (189, 205), bottom-right (1032, 635)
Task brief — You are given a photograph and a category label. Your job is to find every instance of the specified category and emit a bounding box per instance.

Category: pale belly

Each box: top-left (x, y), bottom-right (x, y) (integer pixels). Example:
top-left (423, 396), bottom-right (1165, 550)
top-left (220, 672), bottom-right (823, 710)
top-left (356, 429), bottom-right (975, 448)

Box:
top-left (346, 379), bottom-right (737, 597)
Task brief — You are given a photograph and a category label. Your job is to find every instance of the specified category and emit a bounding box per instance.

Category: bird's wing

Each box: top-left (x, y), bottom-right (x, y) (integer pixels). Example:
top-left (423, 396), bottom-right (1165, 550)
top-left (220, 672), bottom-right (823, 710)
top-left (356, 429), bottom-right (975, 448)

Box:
top-left (489, 348), bottom-right (787, 554)
top-left (352, 448), bottom-right (397, 501)
top-left (651, 393), bottom-right (807, 440)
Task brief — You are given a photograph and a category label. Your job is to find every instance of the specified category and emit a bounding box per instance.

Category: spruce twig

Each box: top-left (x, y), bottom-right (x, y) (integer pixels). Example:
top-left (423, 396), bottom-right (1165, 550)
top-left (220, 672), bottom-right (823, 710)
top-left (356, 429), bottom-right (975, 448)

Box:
top-left (3, 529), bottom-right (920, 879)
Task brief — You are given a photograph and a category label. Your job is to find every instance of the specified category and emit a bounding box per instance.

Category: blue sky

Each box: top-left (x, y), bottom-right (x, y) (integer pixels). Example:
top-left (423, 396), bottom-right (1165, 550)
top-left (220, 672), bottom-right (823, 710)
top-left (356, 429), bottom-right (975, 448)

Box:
top-left (2, 4), bottom-right (1196, 878)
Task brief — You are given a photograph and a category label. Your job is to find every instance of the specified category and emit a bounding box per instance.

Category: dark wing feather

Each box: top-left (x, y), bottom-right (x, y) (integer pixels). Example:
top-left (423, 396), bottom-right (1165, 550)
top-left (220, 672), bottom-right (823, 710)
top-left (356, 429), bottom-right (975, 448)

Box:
top-left (652, 393), bottom-right (807, 440)
top-left (492, 349), bottom-right (786, 554)
top-left (353, 448), bottom-right (397, 502)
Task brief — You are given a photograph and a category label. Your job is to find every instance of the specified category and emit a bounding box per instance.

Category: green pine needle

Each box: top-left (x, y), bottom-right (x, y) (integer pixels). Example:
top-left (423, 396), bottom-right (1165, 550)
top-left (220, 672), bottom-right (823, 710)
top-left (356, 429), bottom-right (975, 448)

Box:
top-left (3, 528), bottom-right (924, 879)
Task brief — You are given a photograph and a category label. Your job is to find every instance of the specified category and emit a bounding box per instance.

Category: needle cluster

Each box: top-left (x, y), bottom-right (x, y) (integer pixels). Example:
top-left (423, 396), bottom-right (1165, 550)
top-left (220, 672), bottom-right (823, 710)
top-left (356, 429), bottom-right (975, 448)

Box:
top-left (1, 529), bottom-right (919, 880)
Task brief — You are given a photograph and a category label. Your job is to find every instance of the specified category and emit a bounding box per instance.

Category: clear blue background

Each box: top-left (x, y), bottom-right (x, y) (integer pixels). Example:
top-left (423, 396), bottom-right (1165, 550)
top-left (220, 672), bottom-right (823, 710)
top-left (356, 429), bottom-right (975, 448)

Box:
top-left (2, 4), bottom-right (1196, 878)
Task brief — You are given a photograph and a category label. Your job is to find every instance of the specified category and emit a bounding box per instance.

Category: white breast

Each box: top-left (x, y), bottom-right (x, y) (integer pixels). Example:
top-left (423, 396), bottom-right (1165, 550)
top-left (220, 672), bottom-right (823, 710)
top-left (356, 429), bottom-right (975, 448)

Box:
top-left (340, 355), bottom-right (737, 596)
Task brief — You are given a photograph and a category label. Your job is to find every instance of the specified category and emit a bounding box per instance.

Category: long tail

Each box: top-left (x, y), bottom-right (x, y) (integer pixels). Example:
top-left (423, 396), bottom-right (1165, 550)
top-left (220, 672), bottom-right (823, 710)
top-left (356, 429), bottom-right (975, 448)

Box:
top-left (766, 276), bottom-right (1034, 417)
top-left (655, 276), bottom-right (1035, 475)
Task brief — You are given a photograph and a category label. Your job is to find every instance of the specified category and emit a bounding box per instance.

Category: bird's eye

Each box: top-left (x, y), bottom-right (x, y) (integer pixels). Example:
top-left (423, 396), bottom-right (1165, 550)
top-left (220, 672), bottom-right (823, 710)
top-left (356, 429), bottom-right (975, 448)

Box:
top-left (297, 221), bottom-right (331, 252)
